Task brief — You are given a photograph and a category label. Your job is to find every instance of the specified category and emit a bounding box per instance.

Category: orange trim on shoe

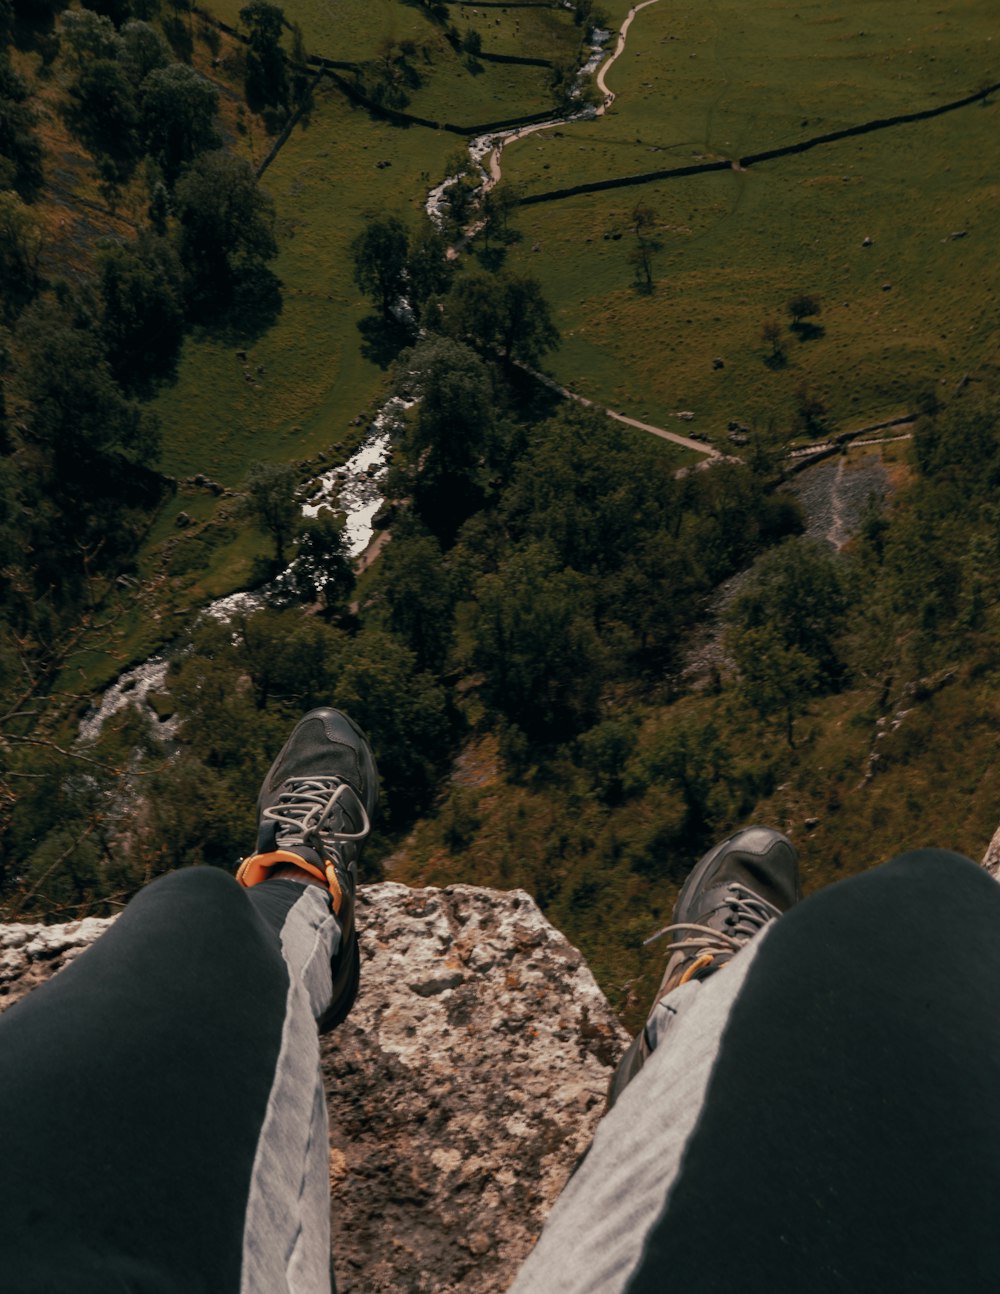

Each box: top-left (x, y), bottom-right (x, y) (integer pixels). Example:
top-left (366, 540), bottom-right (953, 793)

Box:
top-left (679, 952), bottom-right (716, 985)
top-left (236, 850), bottom-right (344, 914)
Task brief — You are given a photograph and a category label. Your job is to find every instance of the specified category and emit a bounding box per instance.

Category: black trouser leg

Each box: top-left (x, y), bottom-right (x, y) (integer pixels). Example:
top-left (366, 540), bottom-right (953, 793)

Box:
top-left (0, 867), bottom-right (335, 1294)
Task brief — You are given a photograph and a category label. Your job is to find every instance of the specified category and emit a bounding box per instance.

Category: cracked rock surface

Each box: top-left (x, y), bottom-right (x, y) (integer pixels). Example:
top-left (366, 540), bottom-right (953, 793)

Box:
top-left (0, 881), bottom-right (630, 1292)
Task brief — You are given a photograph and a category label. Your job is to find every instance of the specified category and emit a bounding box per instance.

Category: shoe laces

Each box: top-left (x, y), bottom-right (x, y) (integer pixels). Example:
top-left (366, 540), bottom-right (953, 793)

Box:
top-left (262, 776), bottom-right (371, 863)
top-left (643, 882), bottom-right (781, 977)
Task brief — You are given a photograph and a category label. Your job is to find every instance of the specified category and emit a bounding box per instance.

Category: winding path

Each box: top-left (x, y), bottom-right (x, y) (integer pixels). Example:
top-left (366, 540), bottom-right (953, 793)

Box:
top-left (480, 0), bottom-right (663, 192)
top-left (520, 362), bottom-right (721, 457)
top-left (459, 0), bottom-right (720, 459)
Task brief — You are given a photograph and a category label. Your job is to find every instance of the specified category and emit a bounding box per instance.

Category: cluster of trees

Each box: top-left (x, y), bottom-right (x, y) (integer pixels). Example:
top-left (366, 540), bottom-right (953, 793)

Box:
top-left (370, 335), bottom-right (801, 757)
top-left (351, 215), bottom-right (451, 324)
top-left (0, 0), bottom-right (287, 909)
top-left (60, 8), bottom-right (220, 195)
top-left (353, 37), bottom-right (424, 112)
top-left (351, 206), bottom-right (556, 374)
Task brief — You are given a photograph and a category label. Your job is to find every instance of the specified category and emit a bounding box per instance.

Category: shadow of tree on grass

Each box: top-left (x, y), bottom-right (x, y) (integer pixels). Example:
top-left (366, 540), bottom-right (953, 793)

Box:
top-left (357, 313), bottom-right (413, 368)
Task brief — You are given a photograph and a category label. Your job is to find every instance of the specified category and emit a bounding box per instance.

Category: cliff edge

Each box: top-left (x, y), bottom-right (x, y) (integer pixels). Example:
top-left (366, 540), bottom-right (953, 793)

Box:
top-left (0, 881), bottom-right (630, 1292)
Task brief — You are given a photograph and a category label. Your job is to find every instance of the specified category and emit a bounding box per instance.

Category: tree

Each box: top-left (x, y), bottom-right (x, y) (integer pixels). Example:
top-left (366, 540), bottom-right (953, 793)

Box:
top-left (444, 270), bottom-right (559, 365)
top-left (286, 508), bottom-right (354, 612)
top-left (16, 299), bottom-right (161, 597)
top-left (0, 55), bottom-right (44, 199)
top-left (368, 519), bottom-right (455, 672)
top-left (397, 336), bottom-right (499, 541)
top-left (404, 222), bottom-right (452, 322)
top-left (761, 318), bottom-right (785, 365)
top-left (119, 19), bottom-right (170, 82)
top-left (244, 460), bottom-right (299, 566)
top-left (332, 628), bottom-right (450, 824)
top-left (64, 58), bottom-right (140, 186)
top-left (788, 294), bottom-right (821, 327)
top-left (140, 63), bottom-right (219, 186)
top-left (729, 624), bottom-right (819, 747)
top-left (480, 182), bottom-right (521, 251)
top-left (239, 0), bottom-right (288, 111)
top-left (495, 273), bottom-right (559, 363)
top-left (468, 543), bottom-right (602, 743)
top-left (442, 271), bottom-right (500, 353)
top-left (174, 149), bottom-right (277, 309)
top-left (61, 9), bottom-right (121, 63)
top-left (441, 176), bottom-right (474, 232)
top-left (625, 716), bottom-right (736, 845)
top-left (97, 233), bottom-right (185, 394)
top-left (727, 537), bottom-right (850, 687)
top-left (629, 239), bottom-right (659, 291)
top-left (0, 190), bottom-right (42, 323)
top-left (351, 216), bottom-right (409, 320)
top-left (19, 299), bottom-right (160, 476)
top-left (795, 385), bottom-right (828, 436)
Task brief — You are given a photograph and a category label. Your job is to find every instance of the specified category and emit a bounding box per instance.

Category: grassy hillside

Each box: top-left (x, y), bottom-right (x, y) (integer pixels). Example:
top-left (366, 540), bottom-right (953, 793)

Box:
top-left (499, 103), bottom-right (999, 439)
top-left (491, 0), bottom-right (999, 442)
top-left (7, 0), bottom-right (999, 1033)
top-left (154, 82), bottom-right (456, 485)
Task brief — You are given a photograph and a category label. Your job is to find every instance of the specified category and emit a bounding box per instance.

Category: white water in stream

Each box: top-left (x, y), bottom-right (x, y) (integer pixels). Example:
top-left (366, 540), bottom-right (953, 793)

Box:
top-left (79, 404), bottom-right (403, 742)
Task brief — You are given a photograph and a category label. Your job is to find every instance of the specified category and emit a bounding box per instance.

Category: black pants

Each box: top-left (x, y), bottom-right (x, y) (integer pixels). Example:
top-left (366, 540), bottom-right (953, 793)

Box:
top-left (4, 851), bottom-right (1000, 1292)
top-left (511, 849), bottom-right (1000, 1292)
top-left (0, 868), bottom-right (341, 1293)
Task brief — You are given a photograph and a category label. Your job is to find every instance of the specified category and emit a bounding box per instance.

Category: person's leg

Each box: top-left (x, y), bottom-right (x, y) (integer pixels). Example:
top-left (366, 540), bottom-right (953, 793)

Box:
top-left (0, 868), bottom-right (336, 1293)
top-left (511, 842), bottom-right (1000, 1293)
top-left (0, 706), bottom-right (377, 1294)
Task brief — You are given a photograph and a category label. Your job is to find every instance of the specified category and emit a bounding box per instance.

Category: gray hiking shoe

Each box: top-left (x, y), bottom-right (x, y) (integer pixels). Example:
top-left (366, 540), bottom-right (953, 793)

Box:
top-left (607, 826), bottom-right (799, 1109)
top-left (647, 825), bottom-right (800, 999)
top-left (237, 707), bottom-right (379, 1031)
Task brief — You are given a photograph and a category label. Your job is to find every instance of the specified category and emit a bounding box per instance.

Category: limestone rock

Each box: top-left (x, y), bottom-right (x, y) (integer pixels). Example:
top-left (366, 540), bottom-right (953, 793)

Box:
top-left (0, 883), bottom-right (630, 1292)
top-left (0, 916), bottom-right (112, 1007)
top-left (982, 826), bottom-right (1000, 880)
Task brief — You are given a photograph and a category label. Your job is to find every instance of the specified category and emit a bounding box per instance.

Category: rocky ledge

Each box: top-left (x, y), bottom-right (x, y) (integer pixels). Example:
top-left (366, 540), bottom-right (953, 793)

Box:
top-left (0, 882), bottom-right (631, 1292)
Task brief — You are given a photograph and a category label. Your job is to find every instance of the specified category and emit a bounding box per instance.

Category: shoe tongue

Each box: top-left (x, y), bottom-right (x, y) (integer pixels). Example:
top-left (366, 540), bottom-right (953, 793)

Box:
top-left (283, 843), bottom-right (327, 869)
top-left (691, 883), bottom-right (740, 932)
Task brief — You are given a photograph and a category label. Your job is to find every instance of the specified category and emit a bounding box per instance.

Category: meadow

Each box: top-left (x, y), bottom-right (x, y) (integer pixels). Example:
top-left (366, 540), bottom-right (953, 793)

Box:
top-left (502, 0), bottom-right (1000, 196)
top-left (154, 81), bottom-right (456, 486)
top-left (490, 0), bottom-right (999, 443)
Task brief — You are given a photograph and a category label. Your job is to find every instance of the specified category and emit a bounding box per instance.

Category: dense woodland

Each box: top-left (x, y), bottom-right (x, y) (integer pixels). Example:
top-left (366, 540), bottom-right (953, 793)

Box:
top-left (1, 0), bottom-right (999, 1022)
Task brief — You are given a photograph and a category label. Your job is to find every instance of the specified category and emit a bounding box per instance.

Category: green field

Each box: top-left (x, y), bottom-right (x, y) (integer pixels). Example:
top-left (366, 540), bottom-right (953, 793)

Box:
top-left (489, 0), bottom-right (999, 442)
top-left (501, 0), bottom-right (1000, 197)
top-left (209, 0), bottom-right (434, 61)
top-left (154, 82), bottom-right (457, 486)
top-left (209, 0), bottom-right (582, 121)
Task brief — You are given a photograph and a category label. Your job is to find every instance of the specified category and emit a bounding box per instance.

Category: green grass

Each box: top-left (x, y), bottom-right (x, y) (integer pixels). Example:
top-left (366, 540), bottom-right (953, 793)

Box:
top-left (451, 1), bottom-right (587, 62)
top-left (465, 0), bottom-right (999, 441)
top-left (406, 47), bottom-right (557, 122)
top-left (495, 98), bottom-right (999, 441)
top-left (154, 81), bottom-right (457, 486)
top-left (500, 0), bottom-right (1000, 197)
top-left (209, 0), bottom-right (434, 61)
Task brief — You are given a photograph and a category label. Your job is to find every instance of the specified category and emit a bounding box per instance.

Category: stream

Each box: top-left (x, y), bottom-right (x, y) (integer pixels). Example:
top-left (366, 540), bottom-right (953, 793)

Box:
top-left (78, 402), bottom-right (404, 743)
top-left (425, 23), bottom-right (615, 226)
